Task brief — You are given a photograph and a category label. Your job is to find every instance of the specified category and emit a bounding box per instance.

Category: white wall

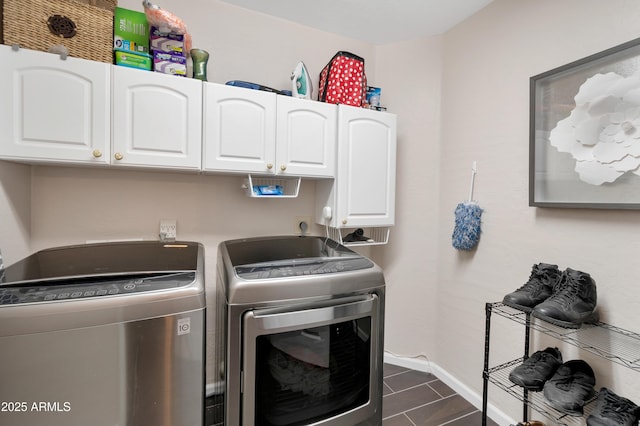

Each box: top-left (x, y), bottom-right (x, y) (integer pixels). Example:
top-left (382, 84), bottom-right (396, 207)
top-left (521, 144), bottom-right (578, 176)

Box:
top-left (434, 0), bottom-right (640, 420)
top-left (372, 37), bottom-right (443, 362)
top-left (0, 162), bottom-right (30, 265)
top-left (121, 0), bottom-right (377, 92)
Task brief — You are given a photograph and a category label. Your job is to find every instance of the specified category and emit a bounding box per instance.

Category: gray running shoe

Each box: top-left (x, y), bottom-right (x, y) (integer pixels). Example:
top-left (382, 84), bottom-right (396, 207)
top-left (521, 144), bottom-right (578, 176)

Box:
top-left (532, 268), bottom-right (598, 328)
top-left (587, 387), bottom-right (640, 426)
top-left (508, 347), bottom-right (562, 391)
top-left (503, 263), bottom-right (562, 312)
top-left (543, 359), bottom-right (596, 416)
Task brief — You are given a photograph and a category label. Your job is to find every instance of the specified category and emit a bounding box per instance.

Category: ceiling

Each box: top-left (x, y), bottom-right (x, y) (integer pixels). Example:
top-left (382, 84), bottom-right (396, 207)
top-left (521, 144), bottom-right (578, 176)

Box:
top-left (219, 0), bottom-right (494, 45)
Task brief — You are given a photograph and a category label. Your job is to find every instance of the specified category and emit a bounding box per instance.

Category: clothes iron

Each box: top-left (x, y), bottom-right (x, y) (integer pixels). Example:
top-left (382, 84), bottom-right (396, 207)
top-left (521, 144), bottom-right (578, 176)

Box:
top-left (291, 61), bottom-right (312, 99)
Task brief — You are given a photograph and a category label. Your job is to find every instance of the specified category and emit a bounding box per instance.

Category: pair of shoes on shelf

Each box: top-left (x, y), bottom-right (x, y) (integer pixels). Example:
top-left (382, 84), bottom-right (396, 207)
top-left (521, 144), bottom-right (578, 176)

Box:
top-left (509, 347), bottom-right (563, 391)
top-left (502, 263), bottom-right (599, 328)
top-left (502, 263), bottom-right (561, 312)
top-left (509, 347), bottom-right (596, 416)
top-left (587, 387), bottom-right (640, 426)
top-left (543, 359), bottom-right (596, 416)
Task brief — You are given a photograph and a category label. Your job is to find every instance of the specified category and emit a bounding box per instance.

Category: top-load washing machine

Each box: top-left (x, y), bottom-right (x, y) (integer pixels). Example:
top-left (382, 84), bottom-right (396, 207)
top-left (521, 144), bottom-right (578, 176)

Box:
top-left (0, 241), bottom-right (206, 426)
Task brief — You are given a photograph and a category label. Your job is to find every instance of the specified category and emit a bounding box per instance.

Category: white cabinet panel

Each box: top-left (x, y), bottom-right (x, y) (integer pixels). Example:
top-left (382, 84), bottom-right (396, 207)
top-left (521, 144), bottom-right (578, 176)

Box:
top-left (112, 66), bottom-right (202, 170)
top-left (317, 105), bottom-right (397, 229)
top-left (202, 83), bottom-right (276, 174)
top-left (203, 84), bottom-right (336, 177)
top-left (336, 106), bottom-right (396, 227)
top-left (276, 96), bottom-right (336, 177)
top-left (0, 45), bottom-right (110, 165)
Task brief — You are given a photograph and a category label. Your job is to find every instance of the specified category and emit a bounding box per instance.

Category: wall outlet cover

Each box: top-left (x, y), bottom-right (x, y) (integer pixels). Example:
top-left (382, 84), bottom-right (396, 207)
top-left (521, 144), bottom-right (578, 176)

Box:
top-left (159, 219), bottom-right (177, 241)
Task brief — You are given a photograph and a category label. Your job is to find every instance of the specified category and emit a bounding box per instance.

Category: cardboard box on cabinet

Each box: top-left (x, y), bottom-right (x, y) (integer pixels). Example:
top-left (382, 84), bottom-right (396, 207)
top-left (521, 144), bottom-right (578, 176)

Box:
top-left (113, 7), bottom-right (149, 55)
top-left (150, 26), bottom-right (186, 56)
top-left (153, 51), bottom-right (187, 76)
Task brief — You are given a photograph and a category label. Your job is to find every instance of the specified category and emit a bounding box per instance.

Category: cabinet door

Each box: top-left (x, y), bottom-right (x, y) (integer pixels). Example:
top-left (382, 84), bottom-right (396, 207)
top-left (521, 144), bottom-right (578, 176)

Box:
top-left (112, 66), bottom-right (202, 170)
top-left (335, 105), bottom-right (397, 227)
top-left (203, 83), bottom-right (276, 174)
top-left (0, 45), bottom-right (110, 165)
top-left (276, 96), bottom-right (336, 177)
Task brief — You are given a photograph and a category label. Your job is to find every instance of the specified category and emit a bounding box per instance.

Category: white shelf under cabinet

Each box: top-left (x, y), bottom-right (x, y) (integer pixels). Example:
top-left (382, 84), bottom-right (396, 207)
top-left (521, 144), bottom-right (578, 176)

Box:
top-left (326, 226), bottom-right (390, 246)
top-left (241, 174), bottom-right (301, 198)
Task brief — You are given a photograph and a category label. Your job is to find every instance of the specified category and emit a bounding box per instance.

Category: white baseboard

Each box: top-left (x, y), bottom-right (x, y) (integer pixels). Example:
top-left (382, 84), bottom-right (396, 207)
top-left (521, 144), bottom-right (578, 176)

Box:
top-left (383, 352), bottom-right (515, 426)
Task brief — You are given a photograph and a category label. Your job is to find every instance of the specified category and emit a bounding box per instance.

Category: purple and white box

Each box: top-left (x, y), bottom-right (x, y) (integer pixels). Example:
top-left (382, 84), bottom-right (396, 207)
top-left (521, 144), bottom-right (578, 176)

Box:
top-left (150, 26), bottom-right (186, 56)
top-left (153, 51), bottom-right (187, 76)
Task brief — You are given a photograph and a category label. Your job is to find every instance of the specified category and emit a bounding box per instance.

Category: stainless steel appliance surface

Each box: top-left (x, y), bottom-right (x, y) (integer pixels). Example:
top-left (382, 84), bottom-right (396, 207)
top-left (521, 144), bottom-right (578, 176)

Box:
top-left (0, 241), bottom-right (206, 426)
top-left (216, 235), bottom-right (385, 426)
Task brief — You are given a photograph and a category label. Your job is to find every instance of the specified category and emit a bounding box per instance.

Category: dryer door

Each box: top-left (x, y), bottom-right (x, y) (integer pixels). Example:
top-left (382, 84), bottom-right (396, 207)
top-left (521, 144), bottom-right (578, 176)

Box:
top-left (241, 294), bottom-right (381, 426)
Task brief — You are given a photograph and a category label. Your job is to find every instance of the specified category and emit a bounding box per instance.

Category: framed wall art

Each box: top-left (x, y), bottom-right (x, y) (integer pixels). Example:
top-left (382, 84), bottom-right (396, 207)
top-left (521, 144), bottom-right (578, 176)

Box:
top-left (530, 37), bottom-right (640, 209)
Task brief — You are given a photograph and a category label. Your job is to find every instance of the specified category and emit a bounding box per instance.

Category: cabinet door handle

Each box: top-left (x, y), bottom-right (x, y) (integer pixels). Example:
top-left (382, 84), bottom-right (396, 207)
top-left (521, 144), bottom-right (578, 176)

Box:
top-left (92, 149), bottom-right (102, 158)
top-left (280, 165), bottom-right (287, 172)
top-left (266, 163), bottom-right (273, 170)
top-left (342, 219), bottom-right (348, 225)
top-left (114, 152), bottom-right (124, 161)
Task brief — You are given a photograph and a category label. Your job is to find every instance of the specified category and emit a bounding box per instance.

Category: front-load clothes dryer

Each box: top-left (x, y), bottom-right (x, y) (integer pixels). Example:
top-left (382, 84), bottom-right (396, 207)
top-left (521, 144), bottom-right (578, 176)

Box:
top-left (216, 236), bottom-right (386, 426)
top-left (0, 241), bottom-right (206, 426)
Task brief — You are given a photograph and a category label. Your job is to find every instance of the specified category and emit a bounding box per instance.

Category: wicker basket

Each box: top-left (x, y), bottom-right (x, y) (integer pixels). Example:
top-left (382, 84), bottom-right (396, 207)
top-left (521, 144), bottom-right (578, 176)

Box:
top-left (82, 0), bottom-right (117, 12)
top-left (2, 0), bottom-right (116, 63)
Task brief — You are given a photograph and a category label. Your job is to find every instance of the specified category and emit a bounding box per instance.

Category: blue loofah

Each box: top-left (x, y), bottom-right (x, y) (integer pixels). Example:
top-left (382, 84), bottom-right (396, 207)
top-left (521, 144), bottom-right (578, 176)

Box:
top-left (452, 202), bottom-right (483, 250)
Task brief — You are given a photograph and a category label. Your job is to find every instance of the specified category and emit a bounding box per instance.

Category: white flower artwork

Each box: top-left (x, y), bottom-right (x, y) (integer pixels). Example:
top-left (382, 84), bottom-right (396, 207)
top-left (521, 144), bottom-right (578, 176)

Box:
top-left (549, 71), bottom-right (640, 185)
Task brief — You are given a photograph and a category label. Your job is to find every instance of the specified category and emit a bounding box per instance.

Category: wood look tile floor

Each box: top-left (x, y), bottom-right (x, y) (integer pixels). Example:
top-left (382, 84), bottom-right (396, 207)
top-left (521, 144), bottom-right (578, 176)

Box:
top-left (383, 363), bottom-right (499, 426)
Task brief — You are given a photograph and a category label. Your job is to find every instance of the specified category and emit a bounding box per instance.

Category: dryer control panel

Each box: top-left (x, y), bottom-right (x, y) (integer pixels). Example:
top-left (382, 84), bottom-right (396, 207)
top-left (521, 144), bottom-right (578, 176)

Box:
top-left (235, 258), bottom-right (374, 280)
top-left (0, 272), bottom-right (196, 305)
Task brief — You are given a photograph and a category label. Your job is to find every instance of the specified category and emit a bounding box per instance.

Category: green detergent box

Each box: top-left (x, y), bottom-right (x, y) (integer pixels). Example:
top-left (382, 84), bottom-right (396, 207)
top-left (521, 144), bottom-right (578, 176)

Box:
top-left (114, 49), bottom-right (152, 71)
top-left (113, 7), bottom-right (150, 55)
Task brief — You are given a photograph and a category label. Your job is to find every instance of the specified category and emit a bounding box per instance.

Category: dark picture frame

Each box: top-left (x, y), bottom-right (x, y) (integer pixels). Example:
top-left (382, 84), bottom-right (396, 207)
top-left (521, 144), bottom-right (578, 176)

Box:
top-left (530, 37), bottom-right (640, 209)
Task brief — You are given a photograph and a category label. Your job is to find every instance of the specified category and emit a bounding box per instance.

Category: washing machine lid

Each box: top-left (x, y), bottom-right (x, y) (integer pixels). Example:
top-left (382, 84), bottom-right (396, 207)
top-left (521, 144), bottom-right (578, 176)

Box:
top-left (1, 241), bottom-right (200, 286)
top-left (0, 241), bottom-right (206, 333)
top-left (222, 236), bottom-right (374, 280)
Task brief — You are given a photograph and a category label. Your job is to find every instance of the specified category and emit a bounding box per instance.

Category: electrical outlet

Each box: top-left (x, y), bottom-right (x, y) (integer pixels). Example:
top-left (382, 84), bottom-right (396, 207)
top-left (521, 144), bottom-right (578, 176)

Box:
top-left (295, 216), bottom-right (312, 235)
top-left (159, 219), bottom-right (177, 242)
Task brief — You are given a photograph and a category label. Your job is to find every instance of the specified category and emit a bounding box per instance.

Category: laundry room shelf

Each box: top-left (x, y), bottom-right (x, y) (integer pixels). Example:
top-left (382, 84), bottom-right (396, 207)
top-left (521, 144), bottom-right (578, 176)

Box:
top-left (241, 174), bottom-right (301, 198)
top-left (489, 302), bottom-right (640, 371)
top-left (326, 226), bottom-right (390, 246)
top-left (486, 357), bottom-right (597, 425)
top-left (482, 302), bottom-right (640, 425)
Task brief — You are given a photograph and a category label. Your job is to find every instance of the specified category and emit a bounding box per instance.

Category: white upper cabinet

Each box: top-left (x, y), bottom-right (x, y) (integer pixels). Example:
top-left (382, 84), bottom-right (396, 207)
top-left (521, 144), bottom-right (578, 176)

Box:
top-left (317, 105), bottom-right (397, 228)
top-left (202, 83), bottom-right (336, 177)
top-left (202, 83), bottom-right (277, 174)
top-left (0, 45), bottom-right (110, 165)
top-left (112, 65), bottom-right (202, 170)
top-left (336, 105), bottom-right (396, 227)
top-left (276, 96), bottom-right (336, 178)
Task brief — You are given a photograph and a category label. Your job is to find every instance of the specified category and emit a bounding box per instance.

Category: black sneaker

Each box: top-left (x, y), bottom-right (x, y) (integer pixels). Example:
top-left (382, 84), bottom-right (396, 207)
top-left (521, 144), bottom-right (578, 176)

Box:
top-left (503, 263), bottom-right (562, 312)
top-left (508, 347), bottom-right (562, 391)
top-left (543, 359), bottom-right (596, 416)
top-left (587, 387), bottom-right (640, 426)
top-left (532, 268), bottom-right (598, 328)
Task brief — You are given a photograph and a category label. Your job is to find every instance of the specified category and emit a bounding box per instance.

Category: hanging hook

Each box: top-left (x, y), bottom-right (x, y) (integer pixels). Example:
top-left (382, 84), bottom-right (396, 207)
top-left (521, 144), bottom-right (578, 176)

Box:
top-left (468, 161), bottom-right (477, 202)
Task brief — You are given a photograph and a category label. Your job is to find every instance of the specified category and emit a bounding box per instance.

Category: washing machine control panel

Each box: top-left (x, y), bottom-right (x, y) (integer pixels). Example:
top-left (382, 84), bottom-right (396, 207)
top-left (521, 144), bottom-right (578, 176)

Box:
top-left (0, 272), bottom-right (196, 305)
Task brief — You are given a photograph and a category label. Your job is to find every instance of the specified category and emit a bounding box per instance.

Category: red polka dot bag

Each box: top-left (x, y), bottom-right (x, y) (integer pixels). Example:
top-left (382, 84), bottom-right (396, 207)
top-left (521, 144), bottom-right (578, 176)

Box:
top-left (318, 51), bottom-right (367, 107)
